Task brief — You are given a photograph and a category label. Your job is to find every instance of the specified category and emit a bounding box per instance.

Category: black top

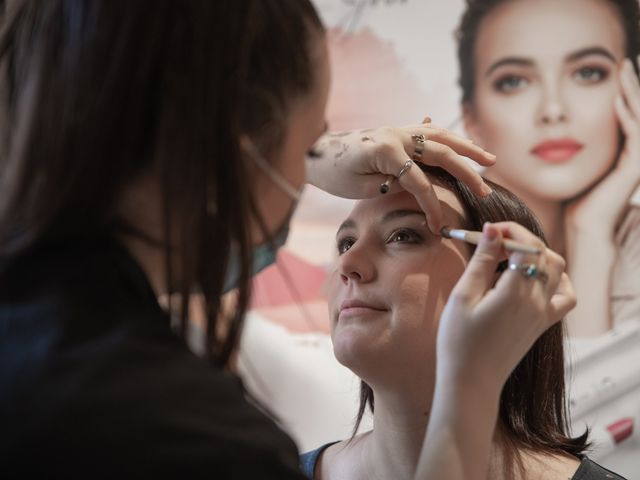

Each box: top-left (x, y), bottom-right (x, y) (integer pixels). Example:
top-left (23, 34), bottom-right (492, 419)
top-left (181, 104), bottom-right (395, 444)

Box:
top-left (0, 236), bottom-right (306, 479)
top-left (300, 444), bottom-right (628, 480)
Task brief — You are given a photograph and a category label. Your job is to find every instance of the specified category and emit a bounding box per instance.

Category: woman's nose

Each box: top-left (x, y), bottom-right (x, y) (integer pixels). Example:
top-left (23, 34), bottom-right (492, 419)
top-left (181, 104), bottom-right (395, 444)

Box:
top-left (537, 84), bottom-right (568, 125)
top-left (338, 244), bottom-right (375, 285)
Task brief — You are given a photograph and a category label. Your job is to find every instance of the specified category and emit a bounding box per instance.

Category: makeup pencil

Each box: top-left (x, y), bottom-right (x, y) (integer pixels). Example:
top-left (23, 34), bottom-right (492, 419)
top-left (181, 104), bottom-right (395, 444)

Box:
top-left (441, 227), bottom-right (543, 255)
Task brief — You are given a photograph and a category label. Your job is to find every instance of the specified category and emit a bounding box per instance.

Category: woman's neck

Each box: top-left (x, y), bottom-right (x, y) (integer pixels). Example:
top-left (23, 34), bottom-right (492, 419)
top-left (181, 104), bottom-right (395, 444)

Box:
top-left (353, 386), bottom-right (570, 480)
top-left (360, 386), bottom-right (431, 480)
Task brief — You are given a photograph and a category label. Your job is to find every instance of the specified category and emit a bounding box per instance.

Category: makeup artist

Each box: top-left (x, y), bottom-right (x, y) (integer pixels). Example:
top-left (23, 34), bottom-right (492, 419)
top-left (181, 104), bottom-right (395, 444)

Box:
top-left (0, 2), bottom-right (572, 479)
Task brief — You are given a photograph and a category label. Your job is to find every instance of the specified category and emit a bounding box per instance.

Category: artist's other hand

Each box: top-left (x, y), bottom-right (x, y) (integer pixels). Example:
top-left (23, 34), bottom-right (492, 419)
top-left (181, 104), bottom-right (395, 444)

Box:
top-left (436, 222), bottom-right (576, 391)
top-left (306, 121), bottom-right (496, 233)
top-left (565, 58), bottom-right (640, 236)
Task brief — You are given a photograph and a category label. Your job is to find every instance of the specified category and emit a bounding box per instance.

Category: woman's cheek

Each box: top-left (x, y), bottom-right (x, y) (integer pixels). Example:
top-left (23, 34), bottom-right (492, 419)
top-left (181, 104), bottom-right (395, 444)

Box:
top-left (574, 91), bottom-right (619, 172)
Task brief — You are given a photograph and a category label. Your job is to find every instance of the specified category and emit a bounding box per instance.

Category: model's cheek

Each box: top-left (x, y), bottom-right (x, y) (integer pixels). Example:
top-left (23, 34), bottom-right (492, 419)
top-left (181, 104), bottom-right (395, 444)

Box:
top-left (573, 92), bottom-right (619, 172)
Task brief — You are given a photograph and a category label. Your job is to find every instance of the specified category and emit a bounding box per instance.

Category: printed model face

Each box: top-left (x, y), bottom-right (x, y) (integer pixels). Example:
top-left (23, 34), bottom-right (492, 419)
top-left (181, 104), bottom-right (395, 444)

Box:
top-left (464, 0), bottom-right (625, 201)
top-left (327, 187), bottom-right (468, 387)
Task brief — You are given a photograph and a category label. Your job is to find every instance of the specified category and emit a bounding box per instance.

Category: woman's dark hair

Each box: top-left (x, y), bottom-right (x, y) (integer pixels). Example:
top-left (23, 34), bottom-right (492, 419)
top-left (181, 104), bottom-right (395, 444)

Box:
top-left (456, 0), bottom-right (640, 103)
top-left (352, 166), bottom-right (589, 475)
top-left (0, 0), bottom-right (323, 366)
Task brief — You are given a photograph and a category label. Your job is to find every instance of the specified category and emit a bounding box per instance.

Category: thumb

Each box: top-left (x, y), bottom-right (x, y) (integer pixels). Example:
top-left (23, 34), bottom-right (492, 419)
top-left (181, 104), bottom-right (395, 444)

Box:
top-left (451, 223), bottom-right (504, 305)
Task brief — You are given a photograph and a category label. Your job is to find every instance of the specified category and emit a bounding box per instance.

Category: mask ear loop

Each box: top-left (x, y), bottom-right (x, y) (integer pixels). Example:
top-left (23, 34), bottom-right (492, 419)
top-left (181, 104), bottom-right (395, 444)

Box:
top-left (240, 137), bottom-right (302, 202)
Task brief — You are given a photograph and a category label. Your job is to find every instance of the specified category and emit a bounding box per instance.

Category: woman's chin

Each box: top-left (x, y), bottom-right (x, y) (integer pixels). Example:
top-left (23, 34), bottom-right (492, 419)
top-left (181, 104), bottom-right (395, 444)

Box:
top-left (331, 329), bottom-right (389, 374)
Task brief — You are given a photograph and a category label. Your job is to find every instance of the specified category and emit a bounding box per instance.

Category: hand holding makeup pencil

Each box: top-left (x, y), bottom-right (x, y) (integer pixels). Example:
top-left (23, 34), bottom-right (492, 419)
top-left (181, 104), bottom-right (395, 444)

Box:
top-left (417, 221), bottom-right (576, 480)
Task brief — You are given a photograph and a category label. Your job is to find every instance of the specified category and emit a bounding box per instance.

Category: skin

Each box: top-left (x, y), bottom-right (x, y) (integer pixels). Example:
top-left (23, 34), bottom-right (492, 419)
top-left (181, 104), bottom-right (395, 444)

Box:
top-left (320, 189), bottom-right (579, 480)
top-left (463, 0), bottom-right (640, 335)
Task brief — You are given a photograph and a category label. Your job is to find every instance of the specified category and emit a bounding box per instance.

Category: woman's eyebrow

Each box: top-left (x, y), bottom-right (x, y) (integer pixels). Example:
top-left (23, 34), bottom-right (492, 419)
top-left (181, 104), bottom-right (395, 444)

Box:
top-left (380, 209), bottom-right (425, 224)
top-left (565, 46), bottom-right (616, 64)
top-left (485, 57), bottom-right (533, 77)
top-left (485, 46), bottom-right (617, 78)
top-left (336, 219), bottom-right (356, 238)
top-left (335, 209), bottom-right (425, 238)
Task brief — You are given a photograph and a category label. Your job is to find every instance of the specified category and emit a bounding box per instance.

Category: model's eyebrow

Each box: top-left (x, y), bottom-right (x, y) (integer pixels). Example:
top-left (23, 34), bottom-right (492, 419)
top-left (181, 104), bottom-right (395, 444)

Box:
top-left (485, 46), bottom-right (617, 78)
top-left (565, 46), bottom-right (616, 64)
top-left (336, 209), bottom-right (425, 238)
top-left (485, 57), bottom-right (533, 77)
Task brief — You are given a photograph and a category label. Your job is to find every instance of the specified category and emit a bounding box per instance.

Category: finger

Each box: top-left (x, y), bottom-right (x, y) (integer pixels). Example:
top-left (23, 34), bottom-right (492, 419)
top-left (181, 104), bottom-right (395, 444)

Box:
top-left (423, 126), bottom-right (497, 167)
top-left (615, 93), bottom-right (636, 140)
top-left (490, 221), bottom-right (547, 248)
top-left (548, 273), bottom-right (577, 323)
top-left (450, 223), bottom-right (504, 305)
top-left (620, 58), bottom-right (640, 119)
top-left (420, 140), bottom-right (493, 197)
top-left (395, 165), bottom-right (443, 233)
top-left (401, 123), bottom-right (496, 169)
top-left (489, 221), bottom-right (548, 291)
top-left (542, 248), bottom-right (566, 299)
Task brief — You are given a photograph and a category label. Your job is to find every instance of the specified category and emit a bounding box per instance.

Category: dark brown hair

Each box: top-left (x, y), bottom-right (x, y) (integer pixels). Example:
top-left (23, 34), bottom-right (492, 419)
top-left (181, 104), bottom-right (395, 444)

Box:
top-left (352, 166), bottom-right (589, 473)
top-left (0, 0), bottom-right (323, 366)
top-left (456, 0), bottom-right (640, 103)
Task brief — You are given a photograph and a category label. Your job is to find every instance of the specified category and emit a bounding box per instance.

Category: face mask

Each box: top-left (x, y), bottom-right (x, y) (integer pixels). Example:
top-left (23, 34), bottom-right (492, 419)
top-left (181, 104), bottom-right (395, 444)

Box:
top-left (223, 138), bottom-right (303, 293)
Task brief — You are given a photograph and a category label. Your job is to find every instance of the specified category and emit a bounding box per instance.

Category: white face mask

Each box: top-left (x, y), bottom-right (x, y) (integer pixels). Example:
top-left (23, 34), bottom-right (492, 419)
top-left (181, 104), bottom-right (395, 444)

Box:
top-left (222, 138), bottom-right (303, 293)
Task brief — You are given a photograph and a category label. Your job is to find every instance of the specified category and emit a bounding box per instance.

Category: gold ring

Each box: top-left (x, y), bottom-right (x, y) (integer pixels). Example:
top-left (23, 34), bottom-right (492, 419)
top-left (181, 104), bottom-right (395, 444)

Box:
top-left (411, 134), bottom-right (426, 162)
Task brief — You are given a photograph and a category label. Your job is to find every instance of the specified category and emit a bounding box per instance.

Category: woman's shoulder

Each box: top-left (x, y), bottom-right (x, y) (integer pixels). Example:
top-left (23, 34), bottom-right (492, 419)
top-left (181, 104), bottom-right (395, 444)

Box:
top-left (300, 441), bottom-right (340, 479)
top-left (571, 456), bottom-right (628, 480)
top-left (300, 433), bottom-right (370, 480)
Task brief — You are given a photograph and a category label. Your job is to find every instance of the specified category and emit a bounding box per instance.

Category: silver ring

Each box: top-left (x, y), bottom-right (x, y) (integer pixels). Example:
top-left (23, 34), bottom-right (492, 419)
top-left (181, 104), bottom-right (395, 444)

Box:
top-left (411, 134), bottom-right (426, 161)
top-left (397, 159), bottom-right (414, 178)
top-left (508, 263), bottom-right (548, 284)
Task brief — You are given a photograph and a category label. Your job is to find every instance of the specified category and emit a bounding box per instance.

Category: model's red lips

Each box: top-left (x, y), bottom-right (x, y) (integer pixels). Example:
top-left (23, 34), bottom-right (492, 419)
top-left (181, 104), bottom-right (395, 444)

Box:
top-left (531, 138), bottom-right (584, 163)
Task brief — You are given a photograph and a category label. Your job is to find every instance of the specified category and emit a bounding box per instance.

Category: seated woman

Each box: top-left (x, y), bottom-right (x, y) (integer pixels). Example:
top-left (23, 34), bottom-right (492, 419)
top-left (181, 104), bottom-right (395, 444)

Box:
top-left (301, 166), bottom-right (625, 480)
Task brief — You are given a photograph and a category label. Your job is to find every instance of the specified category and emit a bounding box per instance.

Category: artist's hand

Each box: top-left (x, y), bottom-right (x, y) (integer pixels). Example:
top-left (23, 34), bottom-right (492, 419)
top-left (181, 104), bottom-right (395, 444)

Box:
top-left (305, 121), bottom-right (496, 233)
top-left (436, 222), bottom-right (576, 390)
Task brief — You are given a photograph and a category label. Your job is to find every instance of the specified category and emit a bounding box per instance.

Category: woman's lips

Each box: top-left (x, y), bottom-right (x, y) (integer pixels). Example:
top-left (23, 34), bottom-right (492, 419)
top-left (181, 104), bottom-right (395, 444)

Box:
top-left (339, 299), bottom-right (387, 318)
top-left (531, 138), bottom-right (584, 163)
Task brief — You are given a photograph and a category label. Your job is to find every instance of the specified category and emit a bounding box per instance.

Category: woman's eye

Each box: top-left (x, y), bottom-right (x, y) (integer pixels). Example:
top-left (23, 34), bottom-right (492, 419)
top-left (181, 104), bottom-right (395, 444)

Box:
top-left (337, 237), bottom-right (355, 255)
top-left (493, 75), bottom-right (529, 93)
top-left (572, 66), bottom-right (608, 84)
top-left (387, 228), bottom-right (421, 244)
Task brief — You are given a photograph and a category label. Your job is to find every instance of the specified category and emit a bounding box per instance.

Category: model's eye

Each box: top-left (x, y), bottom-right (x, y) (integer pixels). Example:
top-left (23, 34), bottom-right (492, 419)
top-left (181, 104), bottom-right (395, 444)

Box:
top-left (387, 228), bottom-right (422, 244)
top-left (337, 237), bottom-right (356, 255)
top-left (573, 66), bottom-right (608, 84)
top-left (493, 75), bottom-right (529, 93)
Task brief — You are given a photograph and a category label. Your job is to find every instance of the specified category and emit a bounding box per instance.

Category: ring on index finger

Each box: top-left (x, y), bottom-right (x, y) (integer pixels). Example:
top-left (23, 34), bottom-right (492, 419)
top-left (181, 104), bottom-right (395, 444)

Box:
top-left (508, 263), bottom-right (549, 284)
top-left (411, 134), bottom-right (426, 162)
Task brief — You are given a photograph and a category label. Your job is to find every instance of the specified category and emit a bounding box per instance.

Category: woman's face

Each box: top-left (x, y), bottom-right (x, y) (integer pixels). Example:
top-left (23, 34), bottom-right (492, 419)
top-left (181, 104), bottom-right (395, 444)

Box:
top-left (251, 34), bottom-right (331, 243)
top-left (327, 187), bottom-right (468, 388)
top-left (464, 0), bottom-right (626, 201)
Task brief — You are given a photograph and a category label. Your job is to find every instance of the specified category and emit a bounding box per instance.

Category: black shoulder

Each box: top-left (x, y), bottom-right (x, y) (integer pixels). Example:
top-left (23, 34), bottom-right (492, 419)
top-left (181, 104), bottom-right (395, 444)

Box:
top-left (572, 457), bottom-right (629, 480)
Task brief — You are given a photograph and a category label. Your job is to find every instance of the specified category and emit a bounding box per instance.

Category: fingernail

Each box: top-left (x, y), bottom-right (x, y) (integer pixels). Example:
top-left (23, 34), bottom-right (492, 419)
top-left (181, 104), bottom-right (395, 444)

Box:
top-left (481, 182), bottom-right (493, 196)
top-left (483, 222), bottom-right (498, 241)
top-left (486, 152), bottom-right (497, 161)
